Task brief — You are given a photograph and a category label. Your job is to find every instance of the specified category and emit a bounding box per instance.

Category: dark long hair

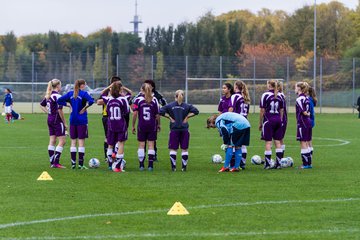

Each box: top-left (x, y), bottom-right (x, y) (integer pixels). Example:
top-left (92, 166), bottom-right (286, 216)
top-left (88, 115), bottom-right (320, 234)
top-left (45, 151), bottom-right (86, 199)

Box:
top-left (111, 81), bottom-right (122, 98)
top-left (224, 82), bottom-right (234, 95)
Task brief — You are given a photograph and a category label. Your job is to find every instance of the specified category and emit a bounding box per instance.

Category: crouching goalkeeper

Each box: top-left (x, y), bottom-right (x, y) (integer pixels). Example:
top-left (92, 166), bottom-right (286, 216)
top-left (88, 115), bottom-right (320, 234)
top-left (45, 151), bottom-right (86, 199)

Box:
top-left (207, 112), bottom-right (251, 172)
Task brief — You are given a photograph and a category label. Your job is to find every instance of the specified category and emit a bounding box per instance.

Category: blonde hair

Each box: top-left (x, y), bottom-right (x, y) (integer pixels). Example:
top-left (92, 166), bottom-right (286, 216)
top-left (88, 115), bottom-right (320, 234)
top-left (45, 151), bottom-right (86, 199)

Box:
top-left (296, 82), bottom-right (310, 95)
top-left (267, 79), bottom-right (279, 99)
top-left (235, 80), bottom-right (250, 104)
top-left (45, 79), bottom-right (61, 100)
top-left (111, 81), bottom-right (123, 98)
top-left (175, 90), bottom-right (184, 104)
top-left (73, 79), bottom-right (86, 99)
top-left (142, 83), bottom-right (153, 103)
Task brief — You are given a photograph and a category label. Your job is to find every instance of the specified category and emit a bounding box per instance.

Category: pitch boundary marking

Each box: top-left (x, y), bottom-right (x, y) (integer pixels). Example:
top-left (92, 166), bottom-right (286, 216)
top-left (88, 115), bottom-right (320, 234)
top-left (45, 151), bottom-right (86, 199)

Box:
top-left (0, 198), bottom-right (359, 230)
top-left (1, 228), bottom-right (360, 240)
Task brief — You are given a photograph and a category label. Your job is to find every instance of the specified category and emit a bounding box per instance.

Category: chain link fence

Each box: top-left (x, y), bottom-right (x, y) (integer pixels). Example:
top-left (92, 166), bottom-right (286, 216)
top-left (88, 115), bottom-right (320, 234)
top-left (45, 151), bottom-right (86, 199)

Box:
top-left (0, 52), bottom-right (359, 113)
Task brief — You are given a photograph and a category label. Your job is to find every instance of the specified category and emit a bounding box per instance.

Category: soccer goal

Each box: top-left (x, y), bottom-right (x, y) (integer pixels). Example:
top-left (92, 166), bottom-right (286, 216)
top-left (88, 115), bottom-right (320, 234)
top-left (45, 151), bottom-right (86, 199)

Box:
top-left (185, 78), bottom-right (285, 113)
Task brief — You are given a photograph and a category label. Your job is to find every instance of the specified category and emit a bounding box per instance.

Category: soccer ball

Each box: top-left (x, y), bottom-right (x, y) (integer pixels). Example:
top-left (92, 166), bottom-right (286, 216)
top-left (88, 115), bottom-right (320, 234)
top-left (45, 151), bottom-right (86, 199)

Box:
top-left (88, 158), bottom-right (100, 168)
top-left (1, 112), bottom-right (5, 116)
top-left (280, 157), bottom-right (294, 168)
top-left (251, 155), bottom-right (262, 165)
top-left (212, 154), bottom-right (223, 164)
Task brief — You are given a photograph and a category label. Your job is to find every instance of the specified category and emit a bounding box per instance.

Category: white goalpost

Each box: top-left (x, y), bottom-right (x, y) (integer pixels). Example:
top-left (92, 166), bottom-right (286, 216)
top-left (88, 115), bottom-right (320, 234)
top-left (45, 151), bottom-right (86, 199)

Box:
top-left (185, 78), bottom-right (285, 113)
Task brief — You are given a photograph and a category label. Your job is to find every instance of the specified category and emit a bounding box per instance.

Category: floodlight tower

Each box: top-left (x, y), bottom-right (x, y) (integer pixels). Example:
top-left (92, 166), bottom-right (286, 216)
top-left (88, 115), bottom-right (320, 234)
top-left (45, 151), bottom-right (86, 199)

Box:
top-left (131, 0), bottom-right (142, 35)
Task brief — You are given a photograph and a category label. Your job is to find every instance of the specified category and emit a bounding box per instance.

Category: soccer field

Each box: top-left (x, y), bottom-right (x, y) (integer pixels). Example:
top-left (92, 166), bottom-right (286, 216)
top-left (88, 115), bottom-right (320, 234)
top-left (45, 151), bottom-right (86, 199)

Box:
top-left (0, 113), bottom-right (359, 239)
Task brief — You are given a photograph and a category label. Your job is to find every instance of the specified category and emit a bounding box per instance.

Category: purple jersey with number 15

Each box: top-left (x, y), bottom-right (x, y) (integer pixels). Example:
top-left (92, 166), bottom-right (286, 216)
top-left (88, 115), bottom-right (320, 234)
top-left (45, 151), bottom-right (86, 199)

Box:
top-left (102, 96), bottom-right (130, 132)
top-left (132, 96), bottom-right (159, 131)
top-left (230, 93), bottom-right (250, 118)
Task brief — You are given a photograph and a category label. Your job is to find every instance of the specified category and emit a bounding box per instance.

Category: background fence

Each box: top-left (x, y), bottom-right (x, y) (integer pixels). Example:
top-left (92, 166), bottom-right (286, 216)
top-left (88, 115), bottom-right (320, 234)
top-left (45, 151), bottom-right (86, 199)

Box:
top-left (0, 52), bottom-right (359, 113)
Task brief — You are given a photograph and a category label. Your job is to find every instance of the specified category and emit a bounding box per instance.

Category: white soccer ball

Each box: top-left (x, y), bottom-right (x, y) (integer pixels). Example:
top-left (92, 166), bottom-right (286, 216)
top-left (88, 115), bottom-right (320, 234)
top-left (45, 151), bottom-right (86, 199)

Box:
top-left (280, 157), bottom-right (294, 168)
top-left (1, 112), bottom-right (5, 116)
top-left (89, 158), bottom-right (100, 168)
top-left (251, 155), bottom-right (262, 165)
top-left (212, 154), bottom-right (223, 164)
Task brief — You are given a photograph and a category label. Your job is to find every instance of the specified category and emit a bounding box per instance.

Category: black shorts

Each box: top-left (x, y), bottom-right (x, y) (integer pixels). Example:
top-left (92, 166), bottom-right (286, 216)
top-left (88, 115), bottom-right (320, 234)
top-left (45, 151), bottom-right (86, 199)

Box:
top-left (102, 116), bottom-right (108, 136)
top-left (231, 127), bottom-right (250, 147)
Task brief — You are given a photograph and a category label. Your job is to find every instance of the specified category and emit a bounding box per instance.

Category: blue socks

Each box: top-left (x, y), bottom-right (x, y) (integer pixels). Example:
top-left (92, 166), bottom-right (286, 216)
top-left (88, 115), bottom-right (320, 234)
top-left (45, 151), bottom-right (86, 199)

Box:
top-left (234, 148), bottom-right (242, 169)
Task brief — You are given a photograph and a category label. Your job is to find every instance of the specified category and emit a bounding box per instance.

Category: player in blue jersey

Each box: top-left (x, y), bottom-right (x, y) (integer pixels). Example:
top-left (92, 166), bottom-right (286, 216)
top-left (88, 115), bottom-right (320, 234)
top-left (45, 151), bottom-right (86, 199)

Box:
top-left (308, 86), bottom-right (317, 158)
top-left (160, 90), bottom-right (199, 171)
top-left (40, 79), bottom-right (67, 168)
top-left (58, 79), bottom-right (94, 169)
top-left (132, 83), bottom-right (160, 171)
top-left (259, 79), bottom-right (284, 169)
top-left (207, 112), bottom-right (251, 172)
top-left (3, 88), bottom-right (13, 123)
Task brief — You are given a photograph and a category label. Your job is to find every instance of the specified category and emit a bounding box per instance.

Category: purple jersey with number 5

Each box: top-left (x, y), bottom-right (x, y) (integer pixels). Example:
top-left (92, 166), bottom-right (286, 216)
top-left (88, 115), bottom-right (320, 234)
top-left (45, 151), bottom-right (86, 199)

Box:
top-left (260, 90), bottom-right (283, 121)
top-left (102, 96), bottom-right (130, 132)
top-left (132, 96), bottom-right (159, 131)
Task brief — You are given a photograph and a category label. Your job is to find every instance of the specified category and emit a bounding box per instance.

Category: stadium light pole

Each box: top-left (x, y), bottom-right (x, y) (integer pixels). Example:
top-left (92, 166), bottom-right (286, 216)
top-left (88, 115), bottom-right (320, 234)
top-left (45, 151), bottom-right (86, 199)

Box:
top-left (313, 0), bottom-right (317, 91)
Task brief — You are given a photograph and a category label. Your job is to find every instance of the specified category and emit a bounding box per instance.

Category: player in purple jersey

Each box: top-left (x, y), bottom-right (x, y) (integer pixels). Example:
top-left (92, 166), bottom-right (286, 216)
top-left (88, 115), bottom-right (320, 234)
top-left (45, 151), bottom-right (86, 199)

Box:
top-left (277, 82), bottom-right (287, 158)
top-left (229, 80), bottom-right (251, 169)
top-left (57, 79), bottom-right (94, 169)
top-left (40, 79), bottom-right (67, 168)
top-left (160, 90), bottom-right (199, 171)
top-left (132, 83), bottom-right (160, 171)
top-left (295, 82), bottom-right (313, 169)
top-left (259, 79), bottom-right (284, 169)
top-left (218, 83), bottom-right (234, 113)
top-left (101, 81), bottom-right (130, 172)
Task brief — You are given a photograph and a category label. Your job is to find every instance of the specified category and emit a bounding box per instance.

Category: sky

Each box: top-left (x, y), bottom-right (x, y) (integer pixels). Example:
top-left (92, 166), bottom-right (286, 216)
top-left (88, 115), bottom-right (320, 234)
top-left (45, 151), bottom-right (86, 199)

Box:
top-left (1, 0), bottom-right (358, 38)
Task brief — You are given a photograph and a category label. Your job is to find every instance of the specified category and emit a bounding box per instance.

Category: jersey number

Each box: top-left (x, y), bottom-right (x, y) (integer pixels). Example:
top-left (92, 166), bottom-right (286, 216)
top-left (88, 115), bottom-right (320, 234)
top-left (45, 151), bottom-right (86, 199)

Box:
top-left (46, 102), bottom-right (51, 114)
top-left (270, 101), bottom-right (279, 114)
top-left (109, 106), bottom-right (122, 120)
top-left (143, 107), bottom-right (151, 121)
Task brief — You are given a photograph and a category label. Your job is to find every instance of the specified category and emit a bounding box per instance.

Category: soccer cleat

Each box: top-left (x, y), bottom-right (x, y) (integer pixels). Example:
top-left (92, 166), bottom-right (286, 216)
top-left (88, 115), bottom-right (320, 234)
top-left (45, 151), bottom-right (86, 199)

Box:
top-left (148, 167), bottom-right (153, 172)
top-left (299, 165), bottom-right (312, 169)
top-left (113, 168), bottom-right (122, 172)
top-left (71, 164), bottom-right (76, 169)
top-left (78, 165), bottom-right (88, 170)
top-left (218, 167), bottom-right (230, 172)
top-left (240, 161), bottom-right (246, 170)
top-left (108, 166), bottom-right (112, 171)
top-left (230, 168), bottom-right (240, 172)
top-left (181, 167), bottom-right (187, 172)
top-left (172, 167), bottom-right (177, 172)
top-left (51, 164), bottom-right (66, 169)
top-left (139, 167), bottom-right (145, 171)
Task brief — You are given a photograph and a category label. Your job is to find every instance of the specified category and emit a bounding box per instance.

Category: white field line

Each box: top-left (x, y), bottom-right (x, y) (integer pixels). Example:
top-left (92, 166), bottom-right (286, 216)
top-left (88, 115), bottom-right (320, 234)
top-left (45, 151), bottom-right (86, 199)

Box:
top-left (1, 228), bottom-right (360, 240)
top-left (0, 198), bottom-right (358, 231)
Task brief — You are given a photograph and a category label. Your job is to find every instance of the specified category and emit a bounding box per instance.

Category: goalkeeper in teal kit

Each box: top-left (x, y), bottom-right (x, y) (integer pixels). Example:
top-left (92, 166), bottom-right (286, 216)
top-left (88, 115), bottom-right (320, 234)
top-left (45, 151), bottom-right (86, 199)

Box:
top-left (207, 112), bottom-right (251, 172)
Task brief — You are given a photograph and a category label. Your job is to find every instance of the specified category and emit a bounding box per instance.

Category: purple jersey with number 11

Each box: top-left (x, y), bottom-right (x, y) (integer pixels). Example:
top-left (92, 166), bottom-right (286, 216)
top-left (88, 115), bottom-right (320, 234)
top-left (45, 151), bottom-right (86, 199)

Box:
top-left (102, 96), bottom-right (130, 132)
top-left (132, 96), bottom-right (159, 131)
top-left (260, 90), bottom-right (283, 121)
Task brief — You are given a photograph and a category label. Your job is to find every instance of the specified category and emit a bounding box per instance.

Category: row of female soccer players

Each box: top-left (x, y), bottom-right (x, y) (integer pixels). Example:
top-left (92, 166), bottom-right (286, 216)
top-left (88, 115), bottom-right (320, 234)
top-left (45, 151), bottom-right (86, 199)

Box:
top-left (40, 77), bottom-right (199, 172)
top-left (216, 79), bottom-right (317, 170)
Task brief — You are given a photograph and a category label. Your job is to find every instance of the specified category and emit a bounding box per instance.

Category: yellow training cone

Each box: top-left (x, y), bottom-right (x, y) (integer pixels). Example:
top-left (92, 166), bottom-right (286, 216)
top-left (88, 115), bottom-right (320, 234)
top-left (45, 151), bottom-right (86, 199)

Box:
top-left (167, 202), bottom-right (189, 215)
top-left (37, 171), bottom-right (53, 181)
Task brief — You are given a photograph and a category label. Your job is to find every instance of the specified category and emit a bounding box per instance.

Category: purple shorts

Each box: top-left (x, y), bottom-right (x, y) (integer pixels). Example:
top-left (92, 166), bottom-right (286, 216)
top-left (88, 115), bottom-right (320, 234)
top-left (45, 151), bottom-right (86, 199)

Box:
top-left (297, 125), bottom-right (312, 141)
top-left (261, 119), bottom-right (282, 141)
top-left (48, 121), bottom-right (65, 137)
top-left (70, 125), bottom-right (88, 139)
top-left (107, 130), bottom-right (128, 146)
top-left (168, 130), bottom-right (190, 150)
top-left (137, 128), bottom-right (157, 142)
top-left (279, 120), bottom-right (287, 140)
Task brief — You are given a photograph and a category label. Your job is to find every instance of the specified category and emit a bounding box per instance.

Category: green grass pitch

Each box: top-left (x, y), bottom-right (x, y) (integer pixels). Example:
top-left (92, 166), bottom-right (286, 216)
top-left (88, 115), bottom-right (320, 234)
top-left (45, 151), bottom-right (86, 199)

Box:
top-left (0, 112), bottom-right (359, 239)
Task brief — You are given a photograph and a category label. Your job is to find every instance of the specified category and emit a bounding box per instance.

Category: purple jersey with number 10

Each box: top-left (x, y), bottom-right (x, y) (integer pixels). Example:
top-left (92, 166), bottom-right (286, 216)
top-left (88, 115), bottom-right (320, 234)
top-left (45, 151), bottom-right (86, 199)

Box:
top-left (102, 96), bottom-right (130, 132)
top-left (132, 96), bottom-right (160, 131)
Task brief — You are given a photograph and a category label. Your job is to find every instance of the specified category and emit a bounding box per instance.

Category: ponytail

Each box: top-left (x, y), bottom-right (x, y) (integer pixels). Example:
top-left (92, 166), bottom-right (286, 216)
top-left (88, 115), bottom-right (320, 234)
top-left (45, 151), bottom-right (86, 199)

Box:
top-left (73, 79), bottom-right (86, 99)
top-left (111, 81), bottom-right (123, 98)
top-left (235, 80), bottom-right (250, 104)
top-left (142, 83), bottom-right (153, 103)
top-left (268, 79), bottom-right (278, 99)
top-left (175, 90), bottom-right (184, 105)
top-left (45, 79), bottom-right (61, 100)
top-left (274, 81), bottom-right (278, 99)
